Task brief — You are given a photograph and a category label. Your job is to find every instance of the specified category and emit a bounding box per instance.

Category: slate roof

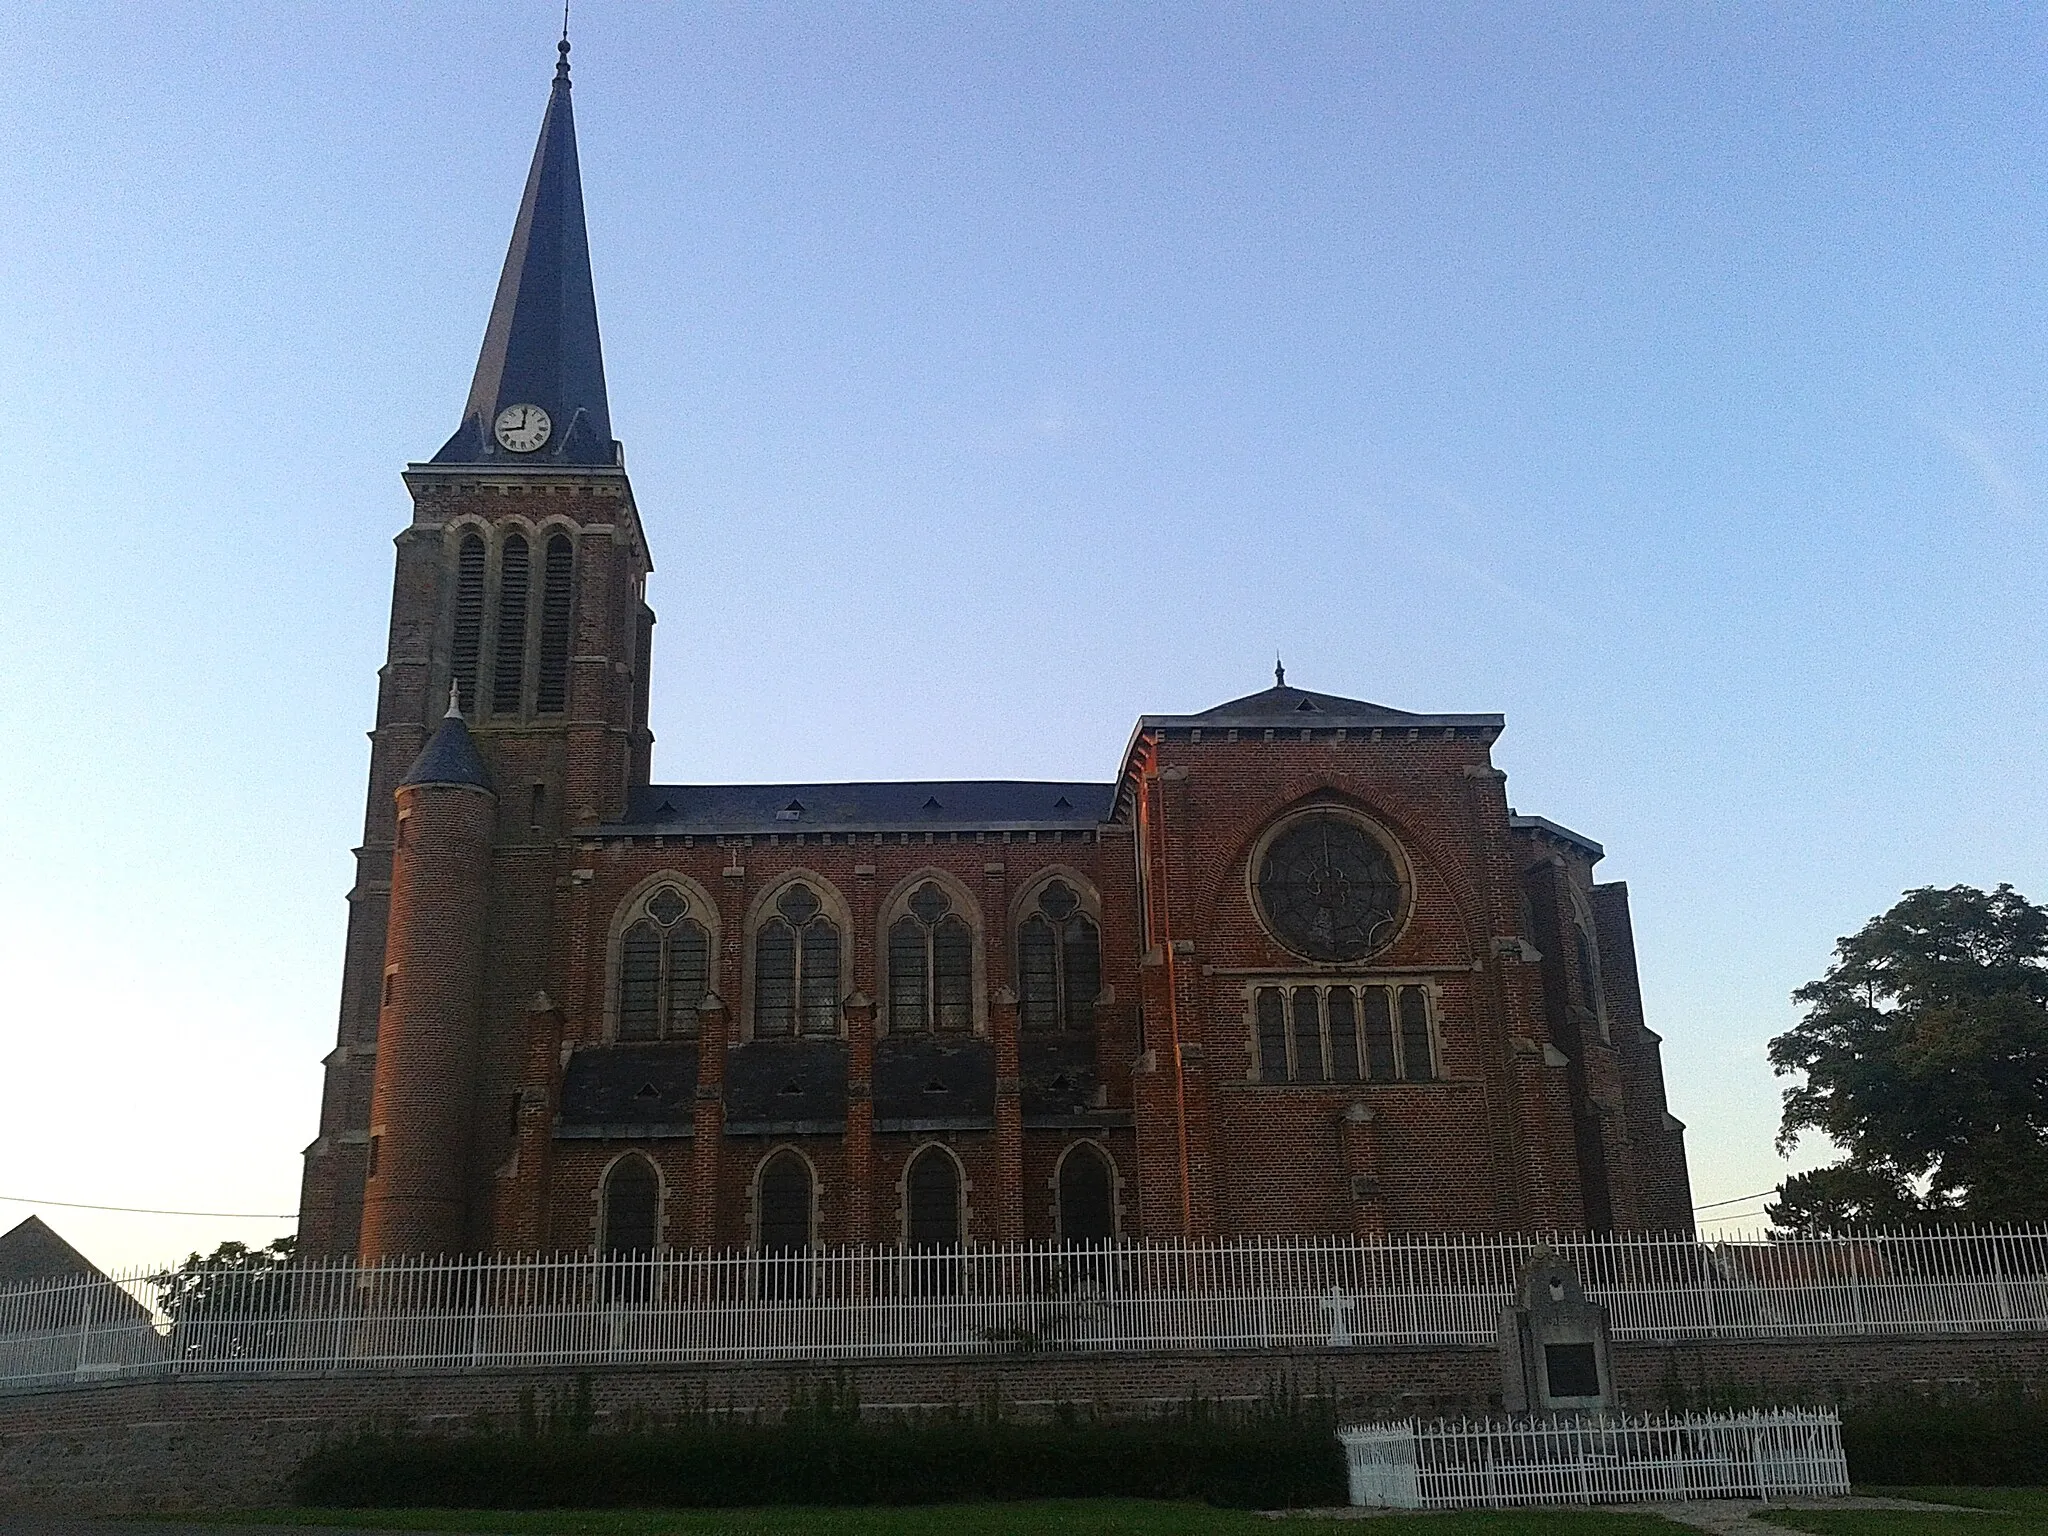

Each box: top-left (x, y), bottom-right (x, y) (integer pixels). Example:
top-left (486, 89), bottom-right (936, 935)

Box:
top-left (873, 1036), bottom-right (995, 1130)
top-left (399, 712), bottom-right (494, 791)
top-left (606, 780), bottom-right (1114, 837)
top-left (723, 1040), bottom-right (849, 1134)
top-left (432, 40), bottom-right (615, 467)
top-left (0, 1216), bottom-right (105, 1289)
top-left (556, 1044), bottom-right (699, 1139)
top-left (1146, 682), bottom-right (1502, 733)
top-left (1509, 813), bottom-right (1605, 861)
top-left (1018, 1037), bottom-right (1106, 1123)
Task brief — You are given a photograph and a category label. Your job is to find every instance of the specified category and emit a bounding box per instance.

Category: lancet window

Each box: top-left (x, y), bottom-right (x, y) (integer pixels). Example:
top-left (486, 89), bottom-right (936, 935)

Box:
top-left (1056, 1142), bottom-right (1116, 1242)
top-left (616, 884), bottom-right (710, 1041)
top-left (754, 883), bottom-right (841, 1038)
top-left (887, 882), bottom-right (974, 1035)
top-left (1018, 880), bottom-right (1101, 1033)
top-left (904, 1146), bottom-right (963, 1248)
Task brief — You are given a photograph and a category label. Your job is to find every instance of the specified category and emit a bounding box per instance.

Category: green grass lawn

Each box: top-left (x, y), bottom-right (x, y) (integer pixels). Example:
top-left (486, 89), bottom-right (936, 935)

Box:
top-left (1760, 1486), bottom-right (2048, 1536)
top-left (199, 1489), bottom-right (2048, 1536)
top-left (210, 1504), bottom-right (1697, 1535)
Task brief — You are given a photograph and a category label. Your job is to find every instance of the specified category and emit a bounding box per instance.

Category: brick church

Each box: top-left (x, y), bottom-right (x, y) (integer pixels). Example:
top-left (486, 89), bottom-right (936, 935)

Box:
top-left (297, 40), bottom-right (1694, 1264)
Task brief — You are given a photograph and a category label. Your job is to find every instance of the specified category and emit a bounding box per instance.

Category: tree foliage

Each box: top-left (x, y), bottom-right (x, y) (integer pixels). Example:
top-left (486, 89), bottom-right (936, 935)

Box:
top-left (150, 1233), bottom-right (298, 1320)
top-left (1768, 884), bottom-right (2048, 1231)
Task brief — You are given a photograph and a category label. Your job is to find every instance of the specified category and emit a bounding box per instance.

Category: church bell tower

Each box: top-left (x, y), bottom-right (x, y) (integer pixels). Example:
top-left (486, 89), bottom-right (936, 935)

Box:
top-left (299, 37), bottom-right (657, 1261)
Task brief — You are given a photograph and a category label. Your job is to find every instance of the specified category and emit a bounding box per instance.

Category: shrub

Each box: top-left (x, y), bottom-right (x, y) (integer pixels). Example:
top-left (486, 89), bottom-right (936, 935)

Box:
top-left (291, 1394), bottom-right (1345, 1510)
top-left (1843, 1386), bottom-right (2048, 1487)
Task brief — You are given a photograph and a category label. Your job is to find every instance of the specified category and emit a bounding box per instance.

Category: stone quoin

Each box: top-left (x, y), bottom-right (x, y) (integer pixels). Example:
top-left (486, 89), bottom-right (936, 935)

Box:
top-left (296, 37), bottom-right (1695, 1264)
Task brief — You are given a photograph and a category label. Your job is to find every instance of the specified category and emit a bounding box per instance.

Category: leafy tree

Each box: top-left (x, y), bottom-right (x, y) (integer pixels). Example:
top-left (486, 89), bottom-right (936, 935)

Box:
top-left (1768, 884), bottom-right (2048, 1231)
top-left (150, 1234), bottom-right (298, 1320)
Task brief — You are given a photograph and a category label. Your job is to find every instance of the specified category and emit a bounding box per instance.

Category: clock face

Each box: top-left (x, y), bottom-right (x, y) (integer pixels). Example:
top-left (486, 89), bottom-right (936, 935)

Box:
top-left (1255, 813), bottom-right (1405, 962)
top-left (493, 403), bottom-right (552, 453)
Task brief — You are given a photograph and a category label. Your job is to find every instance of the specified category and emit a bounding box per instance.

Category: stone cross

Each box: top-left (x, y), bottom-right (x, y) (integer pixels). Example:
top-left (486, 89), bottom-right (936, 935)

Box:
top-left (1321, 1284), bottom-right (1356, 1348)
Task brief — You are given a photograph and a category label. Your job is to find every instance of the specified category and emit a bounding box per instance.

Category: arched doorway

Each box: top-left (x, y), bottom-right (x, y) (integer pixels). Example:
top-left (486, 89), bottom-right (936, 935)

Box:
top-left (757, 1149), bottom-right (815, 1300)
top-left (759, 1150), bottom-right (814, 1251)
top-left (905, 1146), bottom-right (962, 1248)
top-left (1057, 1143), bottom-right (1116, 1244)
top-left (602, 1156), bottom-right (660, 1255)
top-left (601, 1156), bottom-right (660, 1303)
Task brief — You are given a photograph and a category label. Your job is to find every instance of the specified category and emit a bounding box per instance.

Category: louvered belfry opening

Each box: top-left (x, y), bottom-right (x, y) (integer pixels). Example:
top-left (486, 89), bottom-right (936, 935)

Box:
top-left (888, 882), bottom-right (973, 1034)
top-left (1018, 880), bottom-right (1101, 1033)
top-left (535, 533), bottom-right (573, 713)
top-left (491, 533), bottom-right (530, 714)
top-left (450, 533), bottom-right (486, 711)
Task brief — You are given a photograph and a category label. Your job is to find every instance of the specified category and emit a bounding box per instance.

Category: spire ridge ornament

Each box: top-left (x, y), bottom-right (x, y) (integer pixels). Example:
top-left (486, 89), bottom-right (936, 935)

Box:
top-left (1275, 654), bottom-right (1286, 688)
top-left (447, 681), bottom-right (464, 719)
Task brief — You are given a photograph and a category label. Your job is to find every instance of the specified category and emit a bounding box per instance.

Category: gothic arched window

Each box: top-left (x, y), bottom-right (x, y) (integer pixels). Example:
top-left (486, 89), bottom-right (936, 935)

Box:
top-left (450, 532), bottom-right (486, 712)
top-left (888, 882), bottom-right (974, 1035)
top-left (601, 1156), bottom-right (660, 1256)
top-left (757, 1149), bottom-right (814, 1252)
top-left (535, 533), bottom-right (573, 714)
top-left (754, 883), bottom-right (840, 1039)
top-left (1018, 880), bottom-right (1101, 1033)
top-left (617, 884), bottom-right (710, 1041)
top-left (1057, 1142), bottom-right (1116, 1243)
top-left (904, 1146), bottom-right (962, 1248)
top-left (491, 532), bottom-right (529, 714)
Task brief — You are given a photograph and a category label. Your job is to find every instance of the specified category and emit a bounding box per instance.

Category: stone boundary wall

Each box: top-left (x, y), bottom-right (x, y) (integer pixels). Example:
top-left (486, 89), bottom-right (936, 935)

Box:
top-left (3, 1333), bottom-right (2043, 1514)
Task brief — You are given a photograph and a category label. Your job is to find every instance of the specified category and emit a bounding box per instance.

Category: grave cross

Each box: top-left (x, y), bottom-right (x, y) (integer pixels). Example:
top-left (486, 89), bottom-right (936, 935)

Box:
top-left (1321, 1285), bottom-right (1356, 1348)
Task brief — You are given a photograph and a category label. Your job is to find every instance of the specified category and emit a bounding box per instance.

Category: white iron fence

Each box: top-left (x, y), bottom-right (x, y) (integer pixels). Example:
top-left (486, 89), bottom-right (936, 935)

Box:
top-left (1340, 1408), bottom-right (1851, 1509)
top-left (4, 1227), bottom-right (2047, 1395)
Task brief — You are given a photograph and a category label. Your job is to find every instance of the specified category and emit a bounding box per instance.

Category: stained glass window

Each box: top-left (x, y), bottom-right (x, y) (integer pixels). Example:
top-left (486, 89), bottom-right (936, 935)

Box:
top-left (1017, 880), bottom-right (1100, 1034)
top-left (754, 883), bottom-right (840, 1039)
top-left (1254, 814), bottom-right (1403, 961)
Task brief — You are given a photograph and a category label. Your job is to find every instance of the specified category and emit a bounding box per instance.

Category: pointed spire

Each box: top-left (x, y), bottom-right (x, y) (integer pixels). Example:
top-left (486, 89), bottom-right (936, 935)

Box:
top-left (433, 34), bottom-right (614, 466)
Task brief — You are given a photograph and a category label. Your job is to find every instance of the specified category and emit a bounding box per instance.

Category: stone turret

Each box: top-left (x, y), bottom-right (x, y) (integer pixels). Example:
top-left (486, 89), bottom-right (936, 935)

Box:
top-left (359, 691), bottom-right (497, 1263)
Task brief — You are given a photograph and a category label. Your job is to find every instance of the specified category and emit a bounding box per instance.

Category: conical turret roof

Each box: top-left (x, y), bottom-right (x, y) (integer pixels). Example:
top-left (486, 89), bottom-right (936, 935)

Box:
top-left (400, 691), bottom-right (495, 791)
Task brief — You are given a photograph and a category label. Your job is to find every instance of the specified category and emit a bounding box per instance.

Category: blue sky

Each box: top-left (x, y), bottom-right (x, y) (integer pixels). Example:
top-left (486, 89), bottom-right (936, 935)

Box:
top-left (1, 2), bottom-right (2042, 1270)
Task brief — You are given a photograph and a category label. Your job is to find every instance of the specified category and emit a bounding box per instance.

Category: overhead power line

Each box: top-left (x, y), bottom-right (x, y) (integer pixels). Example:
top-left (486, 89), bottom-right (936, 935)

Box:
top-left (1693, 1188), bottom-right (1779, 1212)
top-left (0, 1193), bottom-right (298, 1220)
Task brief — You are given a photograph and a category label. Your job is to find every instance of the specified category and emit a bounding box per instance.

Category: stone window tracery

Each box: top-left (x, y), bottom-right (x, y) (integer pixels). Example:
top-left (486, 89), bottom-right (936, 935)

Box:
top-left (1018, 879), bottom-right (1101, 1033)
top-left (888, 882), bottom-right (974, 1035)
top-left (1253, 810), bottom-right (1405, 962)
top-left (755, 883), bottom-right (841, 1039)
top-left (616, 884), bottom-right (709, 1041)
top-left (1251, 983), bottom-right (1435, 1084)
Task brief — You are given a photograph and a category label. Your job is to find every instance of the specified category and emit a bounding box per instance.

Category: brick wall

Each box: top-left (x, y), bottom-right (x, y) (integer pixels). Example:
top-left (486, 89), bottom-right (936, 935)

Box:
top-left (5, 1334), bottom-right (2044, 1514)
